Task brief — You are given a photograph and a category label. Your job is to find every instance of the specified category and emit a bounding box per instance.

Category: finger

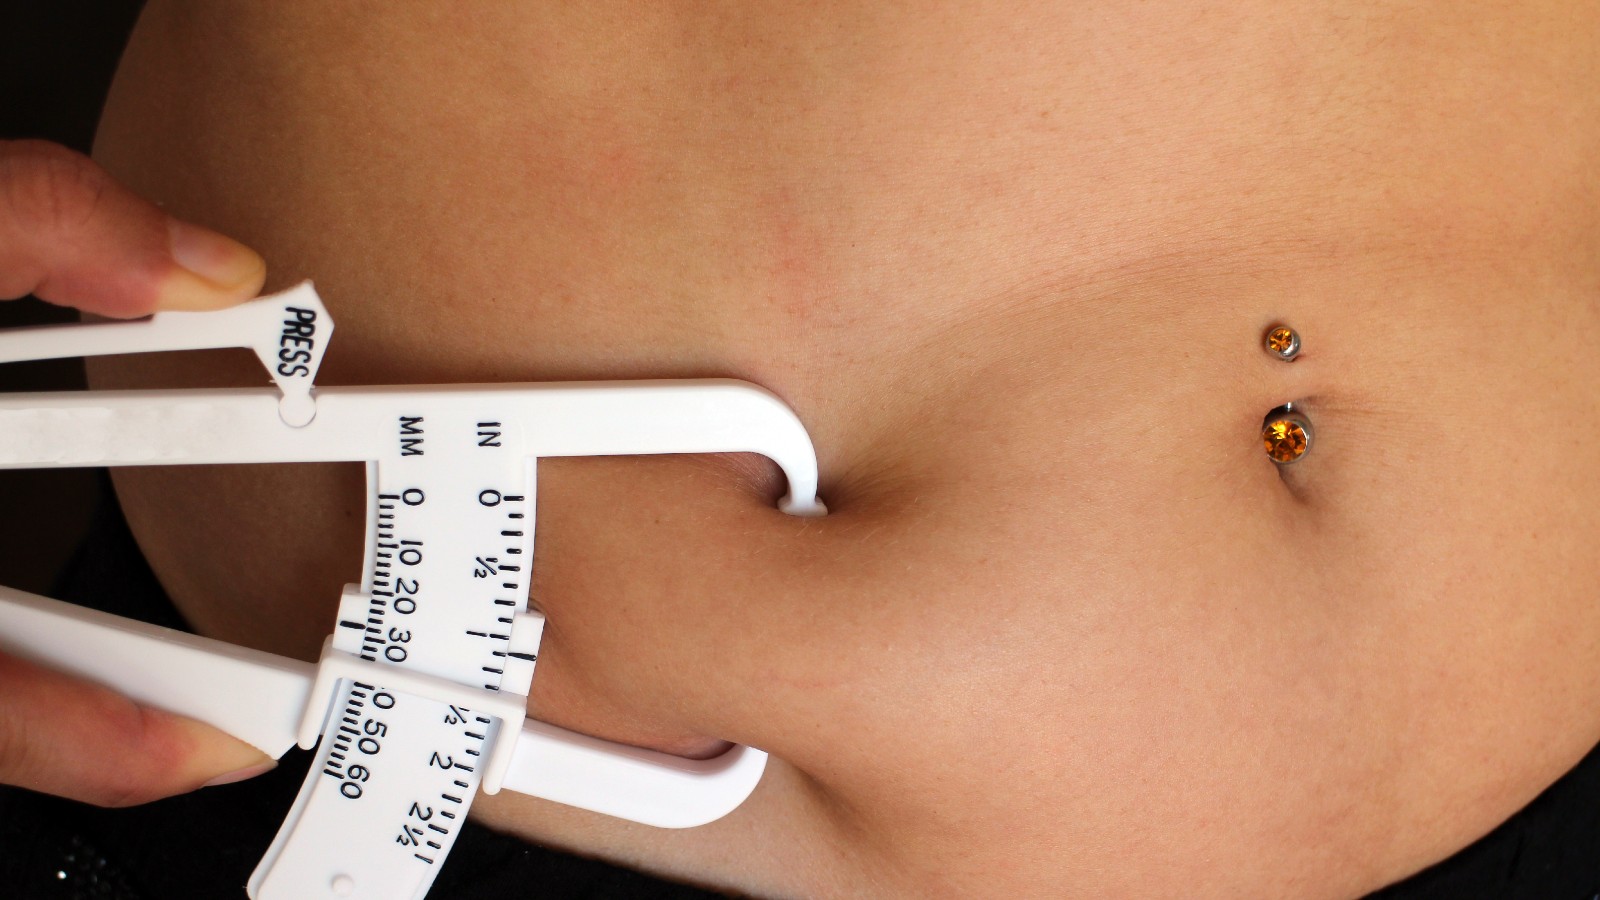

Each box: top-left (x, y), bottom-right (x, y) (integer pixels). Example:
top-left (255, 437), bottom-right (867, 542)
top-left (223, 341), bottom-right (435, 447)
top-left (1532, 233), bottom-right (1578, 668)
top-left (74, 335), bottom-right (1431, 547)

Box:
top-left (0, 139), bottom-right (266, 318)
top-left (0, 650), bottom-right (275, 807)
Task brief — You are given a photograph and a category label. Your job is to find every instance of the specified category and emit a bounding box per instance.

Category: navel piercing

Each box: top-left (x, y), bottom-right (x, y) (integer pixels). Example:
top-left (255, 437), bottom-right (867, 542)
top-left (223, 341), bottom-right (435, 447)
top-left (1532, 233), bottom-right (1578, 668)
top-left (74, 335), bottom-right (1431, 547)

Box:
top-left (1262, 403), bottom-right (1312, 464)
top-left (1264, 324), bottom-right (1300, 361)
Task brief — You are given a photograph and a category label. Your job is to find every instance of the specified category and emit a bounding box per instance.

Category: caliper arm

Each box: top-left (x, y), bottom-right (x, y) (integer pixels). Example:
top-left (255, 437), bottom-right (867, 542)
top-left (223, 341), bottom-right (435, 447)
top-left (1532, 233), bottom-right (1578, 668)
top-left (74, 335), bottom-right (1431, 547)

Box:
top-left (0, 585), bottom-right (766, 828)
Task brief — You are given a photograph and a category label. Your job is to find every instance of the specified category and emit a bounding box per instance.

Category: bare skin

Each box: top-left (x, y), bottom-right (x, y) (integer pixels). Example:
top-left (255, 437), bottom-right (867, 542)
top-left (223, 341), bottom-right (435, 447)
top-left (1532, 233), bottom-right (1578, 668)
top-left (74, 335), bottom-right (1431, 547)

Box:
top-left (88, 1), bottom-right (1599, 896)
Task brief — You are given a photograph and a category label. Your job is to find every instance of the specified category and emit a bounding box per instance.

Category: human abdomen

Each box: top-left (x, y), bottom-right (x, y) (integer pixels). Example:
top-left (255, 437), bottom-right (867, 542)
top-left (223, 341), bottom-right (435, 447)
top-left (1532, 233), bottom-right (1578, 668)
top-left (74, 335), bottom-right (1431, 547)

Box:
top-left (89, 1), bottom-right (1600, 895)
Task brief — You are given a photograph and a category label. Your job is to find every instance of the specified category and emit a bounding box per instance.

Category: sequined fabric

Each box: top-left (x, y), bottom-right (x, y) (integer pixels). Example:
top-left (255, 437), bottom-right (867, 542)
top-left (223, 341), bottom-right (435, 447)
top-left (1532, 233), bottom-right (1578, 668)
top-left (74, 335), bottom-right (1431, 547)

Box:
top-left (0, 827), bottom-right (144, 900)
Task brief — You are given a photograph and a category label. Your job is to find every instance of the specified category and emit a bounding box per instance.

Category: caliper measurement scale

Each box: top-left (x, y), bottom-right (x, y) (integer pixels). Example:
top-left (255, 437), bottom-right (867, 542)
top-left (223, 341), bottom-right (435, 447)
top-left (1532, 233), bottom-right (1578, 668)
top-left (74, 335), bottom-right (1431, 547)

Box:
top-left (255, 402), bottom-right (545, 898)
top-left (0, 283), bottom-right (826, 900)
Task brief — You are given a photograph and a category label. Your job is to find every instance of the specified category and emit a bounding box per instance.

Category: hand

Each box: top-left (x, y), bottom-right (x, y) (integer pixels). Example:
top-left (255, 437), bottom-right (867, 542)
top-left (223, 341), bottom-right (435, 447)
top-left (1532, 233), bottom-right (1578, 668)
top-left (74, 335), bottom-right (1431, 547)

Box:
top-left (0, 139), bottom-right (264, 316)
top-left (0, 139), bottom-right (274, 805)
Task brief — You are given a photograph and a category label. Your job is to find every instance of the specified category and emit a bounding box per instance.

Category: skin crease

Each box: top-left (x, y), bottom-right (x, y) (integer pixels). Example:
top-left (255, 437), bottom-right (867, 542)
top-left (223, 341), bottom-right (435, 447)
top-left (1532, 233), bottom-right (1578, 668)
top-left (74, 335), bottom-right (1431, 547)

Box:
top-left (86, 1), bottom-right (1599, 896)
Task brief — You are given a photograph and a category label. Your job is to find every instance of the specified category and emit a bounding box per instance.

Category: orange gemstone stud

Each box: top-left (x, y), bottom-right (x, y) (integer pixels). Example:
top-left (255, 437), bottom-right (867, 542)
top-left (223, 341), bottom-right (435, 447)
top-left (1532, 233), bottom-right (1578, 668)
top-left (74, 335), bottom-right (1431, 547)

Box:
top-left (1262, 403), bottom-right (1312, 464)
top-left (1264, 325), bottom-right (1300, 361)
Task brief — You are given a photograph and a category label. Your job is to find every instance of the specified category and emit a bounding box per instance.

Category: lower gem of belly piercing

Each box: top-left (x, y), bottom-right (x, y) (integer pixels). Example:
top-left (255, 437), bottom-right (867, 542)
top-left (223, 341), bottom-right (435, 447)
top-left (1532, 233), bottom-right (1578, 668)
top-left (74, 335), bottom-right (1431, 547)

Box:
top-left (1262, 403), bottom-right (1312, 464)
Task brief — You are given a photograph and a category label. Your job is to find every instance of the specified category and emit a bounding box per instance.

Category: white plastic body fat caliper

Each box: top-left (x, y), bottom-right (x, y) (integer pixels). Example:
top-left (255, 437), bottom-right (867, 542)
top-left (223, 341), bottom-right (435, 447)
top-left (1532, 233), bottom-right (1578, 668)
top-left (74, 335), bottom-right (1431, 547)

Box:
top-left (0, 283), bottom-right (826, 899)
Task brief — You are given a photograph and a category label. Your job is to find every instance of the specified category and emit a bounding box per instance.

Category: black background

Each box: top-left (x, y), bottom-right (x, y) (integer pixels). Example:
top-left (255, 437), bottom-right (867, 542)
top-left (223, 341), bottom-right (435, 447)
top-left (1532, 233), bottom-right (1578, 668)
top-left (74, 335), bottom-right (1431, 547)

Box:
top-left (0, 2), bottom-right (145, 594)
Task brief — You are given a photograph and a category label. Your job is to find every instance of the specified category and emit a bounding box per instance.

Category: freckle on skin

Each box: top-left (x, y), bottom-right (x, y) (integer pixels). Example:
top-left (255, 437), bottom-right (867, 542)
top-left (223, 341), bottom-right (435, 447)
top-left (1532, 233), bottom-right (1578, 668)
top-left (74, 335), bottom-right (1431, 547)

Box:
top-left (755, 187), bottom-right (836, 323)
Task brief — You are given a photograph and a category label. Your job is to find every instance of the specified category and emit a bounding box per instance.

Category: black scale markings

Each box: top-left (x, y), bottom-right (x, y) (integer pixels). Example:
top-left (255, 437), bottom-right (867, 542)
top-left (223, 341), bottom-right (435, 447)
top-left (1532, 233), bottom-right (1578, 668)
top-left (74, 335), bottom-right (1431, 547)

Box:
top-left (321, 682), bottom-right (373, 779)
top-left (465, 493), bottom-right (529, 690)
top-left (317, 441), bottom-right (534, 869)
top-left (411, 713), bottom-right (492, 864)
top-left (365, 494), bottom-right (402, 663)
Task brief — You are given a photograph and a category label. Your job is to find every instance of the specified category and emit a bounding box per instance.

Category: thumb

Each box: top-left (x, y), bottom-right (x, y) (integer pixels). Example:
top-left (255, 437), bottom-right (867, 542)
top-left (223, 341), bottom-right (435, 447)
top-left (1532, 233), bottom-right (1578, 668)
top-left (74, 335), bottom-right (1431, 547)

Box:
top-left (0, 139), bottom-right (266, 318)
top-left (0, 650), bottom-right (276, 807)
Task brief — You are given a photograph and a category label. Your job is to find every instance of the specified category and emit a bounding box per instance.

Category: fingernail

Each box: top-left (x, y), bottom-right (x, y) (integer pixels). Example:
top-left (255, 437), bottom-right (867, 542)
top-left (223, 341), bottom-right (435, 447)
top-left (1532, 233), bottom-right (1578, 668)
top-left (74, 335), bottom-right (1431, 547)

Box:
top-left (202, 760), bottom-right (278, 788)
top-left (160, 219), bottom-right (267, 310)
top-left (168, 219), bottom-right (265, 287)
